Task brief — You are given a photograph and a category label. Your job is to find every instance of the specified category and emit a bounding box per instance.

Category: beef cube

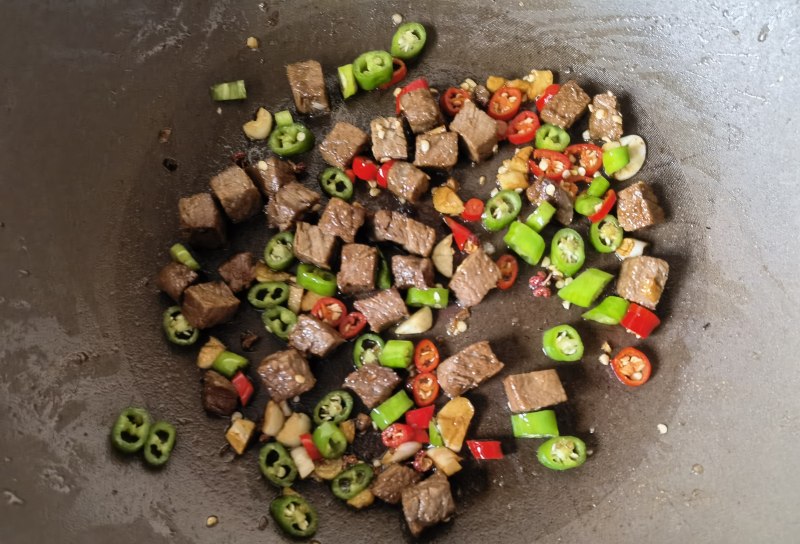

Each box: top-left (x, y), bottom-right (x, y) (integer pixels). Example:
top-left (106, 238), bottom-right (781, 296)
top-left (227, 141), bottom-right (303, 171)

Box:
top-left (448, 249), bottom-right (501, 307)
top-left (318, 197), bottom-right (366, 243)
top-left (526, 178), bottom-right (575, 226)
top-left (217, 252), bottom-right (256, 293)
top-left (399, 88), bottom-right (443, 134)
top-left (209, 166), bottom-right (262, 223)
top-left (181, 282), bottom-right (240, 329)
top-left (266, 182), bottom-right (320, 231)
top-left (155, 261), bottom-right (197, 302)
top-left (502, 369), bottom-right (568, 413)
top-left (616, 256), bottom-right (669, 310)
top-left (247, 156), bottom-right (297, 198)
top-left (288, 314), bottom-right (345, 358)
top-left (178, 193), bottom-right (226, 249)
top-left (391, 255), bottom-right (434, 289)
top-left (436, 340), bottom-right (505, 398)
top-left (589, 91), bottom-right (623, 142)
top-left (202, 370), bottom-right (239, 417)
top-left (319, 122), bottom-right (368, 169)
top-left (616, 181), bottom-right (665, 232)
top-left (386, 161), bottom-right (430, 204)
top-left (401, 473), bottom-right (456, 537)
top-left (540, 80), bottom-right (591, 129)
top-left (372, 464), bottom-right (422, 505)
top-left (286, 60), bottom-right (329, 114)
top-left (371, 116), bottom-right (408, 161)
top-left (343, 363), bottom-right (401, 409)
top-left (371, 210), bottom-right (436, 257)
top-left (413, 131), bottom-right (459, 170)
top-left (449, 100), bottom-right (498, 163)
top-left (353, 288), bottom-right (409, 332)
top-left (257, 348), bottom-right (316, 402)
top-left (293, 222), bottom-right (337, 270)
top-left (337, 243), bottom-right (377, 295)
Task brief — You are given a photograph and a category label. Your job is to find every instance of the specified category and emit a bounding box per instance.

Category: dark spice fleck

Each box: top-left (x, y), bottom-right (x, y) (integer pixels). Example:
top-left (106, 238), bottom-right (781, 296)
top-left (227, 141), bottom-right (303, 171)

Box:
top-left (702, 322), bottom-right (711, 330)
top-left (241, 331), bottom-right (260, 351)
top-left (158, 128), bottom-right (172, 143)
top-left (163, 157), bottom-right (178, 171)
top-left (257, 515), bottom-right (268, 530)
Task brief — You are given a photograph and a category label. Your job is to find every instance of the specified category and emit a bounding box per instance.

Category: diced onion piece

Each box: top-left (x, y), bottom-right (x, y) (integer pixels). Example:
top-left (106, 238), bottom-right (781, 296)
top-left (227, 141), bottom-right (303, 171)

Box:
top-left (339, 420), bottom-right (356, 444)
top-left (432, 235), bottom-right (455, 278)
top-left (287, 285), bottom-right (304, 314)
top-left (313, 458), bottom-right (344, 480)
top-left (615, 238), bottom-right (649, 260)
top-left (242, 107), bottom-right (273, 140)
top-left (255, 261), bottom-right (292, 282)
top-left (395, 307), bottom-right (433, 335)
top-left (197, 336), bottom-right (225, 369)
top-left (301, 290), bottom-right (325, 312)
top-left (381, 441), bottom-right (422, 465)
top-left (432, 186), bottom-right (465, 215)
top-left (347, 489), bottom-right (375, 509)
top-left (426, 447), bottom-right (463, 476)
top-left (261, 400), bottom-right (285, 437)
top-left (614, 135), bottom-right (646, 181)
top-left (436, 396), bottom-right (474, 452)
top-left (278, 400), bottom-right (292, 417)
top-left (276, 413), bottom-right (311, 448)
top-left (225, 418), bottom-right (256, 455)
top-left (290, 446), bottom-right (315, 479)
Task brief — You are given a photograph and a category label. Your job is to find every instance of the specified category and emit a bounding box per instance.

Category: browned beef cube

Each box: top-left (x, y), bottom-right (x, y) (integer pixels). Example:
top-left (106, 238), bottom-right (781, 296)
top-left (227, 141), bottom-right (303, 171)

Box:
top-left (589, 91), bottom-right (623, 142)
top-left (319, 122), bottom-right (368, 169)
top-left (540, 80), bottom-right (591, 129)
top-left (371, 210), bottom-right (436, 257)
top-left (337, 243), bottom-right (377, 295)
top-left (209, 166), bottom-right (262, 223)
top-left (436, 340), bottom-right (505, 398)
top-left (616, 181), bottom-right (665, 232)
top-left (449, 100), bottom-right (498, 163)
top-left (400, 88), bottom-right (443, 134)
top-left (472, 84), bottom-right (491, 107)
top-left (178, 193), bottom-right (226, 249)
top-left (371, 116), bottom-right (408, 161)
top-left (288, 314), bottom-right (345, 358)
top-left (386, 161), bottom-right (430, 204)
top-left (318, 197), bottom-right (366, 243)
top-left (218, 252), bottom-right (256, 293)
top-left (155, 261), bottom-right (197, 302)
top-left (286, 60), bottom-right (329, 114)
top-left (502, 369), bottom-right (568, 413)
top-left (448, 249), bottom-right (501, 307)
top-left (373, 464), bottom-right (421, 505)
top-left (247, 156), bottom-right (297, 198)
top-left (526, 178), bottom-right (575, 226)
top-left (413, 131), bottom-right (459, 170)
top-left (293, 222), bottom-right (337, 270)
top-left (616, 256), bottom-right (669, 310)
top-left (181, 281), bottom-right (240, 329)
top-left (266, 182), bottom-right (321, 231)
top-left (343, 363), bottom-right (401, 409)
top-left (202, 370), bottom-right (239, 416)
top-left (353, 288), bottom-right (409, 332)
top-left (257, 349), bottom-right (315, 402)
top-left (401, 473), bottom-right (456, 537)
top-left (391, 255), bottom-right (434, 289)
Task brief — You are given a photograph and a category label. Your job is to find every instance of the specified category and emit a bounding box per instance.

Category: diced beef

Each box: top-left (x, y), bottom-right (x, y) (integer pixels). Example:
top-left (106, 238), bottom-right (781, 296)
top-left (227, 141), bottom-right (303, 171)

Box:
top-left (293, 222), bottom-right (337, 270)
top-left (371, 116), bottom-right (408, 161)
top-left (287, 314), bottom-right (345, 358)
top-left (371, 210), bottom-right (436, 257)
top-left (337, 244), bottom-right (378, 295)
top-left (391, 255), bottom-right (434, 289)
top-left (502, 369), bottom-right (568, 413)
top-left (178, 193), bottom-right (226, 249)
top-left (413, 131), bottom-right (459, 170)
top-left (386, 161), bottom-right (430, 204)
top-left (247, 156), bottom-right (297, 198)
top-left (372, 464), bottom-right (422, 505)
top-left (616, 256), bottom-right (669, 310)
top-left (343, 363), bottom-right (402, 409)
top-left (448, 249), bottom-right (501, 307)
top-left (616, 181), bottom-right (665, 232)
top-left (181, 281), bottom-right (240, 329)
top-left (318, 197), bottom-right (366, 243)
top-left (209, 166), bottom-right (262, 223)
top-left (266, 182), bottom-right (321, 231)
top-left (401, 473), bottom-right (456, 537)
top-left (257, 348), bottom-right (316, 402)
top-left (319, 122), bottom-right (369, 169)
top-left (353, 288), bottom-right (409, 332)
top-left (539, 80), bottom-right (591, 129)
top-left (449, 100), bottom-right (498, 163)
top-left (217, 252), bottom-right (256, 293)
top-left (526, 178), bottom-right (575, 226)
top-left (202, 370), bottom-right (239, 417)
top-left (155, 261), bottom-right (197, 302)
top-left (589, 91), bottom-right (623, 142)
top-left (399, 88), bottom-right (443, 134)
top-left (436, 340), bottom-right (505, 398)
top-left (286, 60), bottom-right (330, 114)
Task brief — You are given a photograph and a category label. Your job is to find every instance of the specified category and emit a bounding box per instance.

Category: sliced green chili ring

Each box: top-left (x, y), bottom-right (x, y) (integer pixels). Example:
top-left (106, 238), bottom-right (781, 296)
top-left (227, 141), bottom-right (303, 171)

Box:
top-left (535, 124), bottom-right (570, 151)
top-left (268, 123), bottom-right (314, 157)
top-left (370, 390), bottom-right (414, 430)
top-left (582, 296), bottom-right (630, 325)
top-left (143, 421), bottom-right (176, 467)
top-left (162, 306), bottom-right (199, 346)
top-left (557, 268), bottom-right (614, 308)
top-left (378, 339), bottom-right (414, 369)
top-left (511, 410), bottom-right (560, 438)
top-left (247, 281), bottom-right (290, 309)
top-left (169, 243), bottom-right (200, 271)
top-left (428, 418), bottom-right (444, 447)
top-left (296, 263), bottom-right (337, 297)
top-left (377, 250), bottom-right (392, 290)
top-left (603, 145), bottom-right (630, 175)
top-left (390, 22), bottom-right (427, 60)
top-left (586, 175), bottom-right (611, 198)
top-left (503, 221), bottom-right (545, 265)
top-left (313, 390), bottom-right (354, 426)
top-left (331, 463), bottom-right (374, 500)
top-left (590, 215), bottom-right (624, 253)
top-left (320, 167), bottom-right (354, 200)
top-left (537, 436), bottom-right (587, 471)
top-left (338, 64), bottom-right (358, 99)
top-left (482, 190), bottom-right (522, 232)
top-left (352, 50), bottom-right (394, 91)
top-left (212, 350), bottom-right (248, 378)
top-left (525, 201), bottom-right (556, 233)
top-left (273, 109), bottom-right (294, 128)
top-left (262, 305), bottom-right (297, 340)
top-left (353, 333), bottom-right (385, 368)
top-left (110, 407), bottom-right (151, 454)
top-left (210, 80), bottom-right (246, 101)
top-left (405, 287), bottom-right (449, 309)
top-left (550, 228), bottom-right (585, 277)
top-left (574, 193), bottom-right (603, 217)
top-left (542, 325), bottom-right (584, 362)
top-left (258, 442), bottom-right (298, 487)
top-left (264, 231), bottom-right (295, 271)
top-left (312, 421), bottom-right (348, 459)
top-left (270, 495), bottom-right (318, 538)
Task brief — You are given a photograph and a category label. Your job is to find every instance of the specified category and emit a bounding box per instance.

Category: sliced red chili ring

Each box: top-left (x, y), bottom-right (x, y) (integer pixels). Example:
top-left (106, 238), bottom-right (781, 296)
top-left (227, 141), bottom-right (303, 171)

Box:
top-left (496, 254), bottom-right (519, 290)
top-left (414, 339), bottom-right (440, 372)
top-left (300, 432), bottom-right (323, 461)
top-left (506, 110), bottom-right (541, 146)
top-left (395, 77), bottom-right (430, 114)
top-left (411, 372), bottom-right (439, 407)
top-left (565, 143), bottom-right (603, 176)
top-left (536, 83), bottom-right (560, 112)
top-left (381, 423), bottom-right (415, 448)
top-left (440, 87), bottom-right (471, 117)
top-left (488, 86), bottom-right (523, 121)
top-left (231, 371), bottom-right (254, 406)
top-left (611, 346), bottom-right (652, 387)
top-left (620, 303), bottom-right (661, 339)
top-left (529, 149), bottom-right (573, 180)
top-left (376, 160), bottom-right (395, 189)
top-left (338, 311), bottom-right (367, 340)
top-left (466, 440), bottom-right (504, 460)
top-left (588, 189), bottom-right (617, 223)
top-left (444, 217), bottom-right (480, 253)
top-left (311, 297), bottom-right (347, 327)
top-left (352, 156), bottom-right (378, 182)
top-left (461, 198), bottom-right (484, 222)
top-left (378, 58), bottom-right (408, 90)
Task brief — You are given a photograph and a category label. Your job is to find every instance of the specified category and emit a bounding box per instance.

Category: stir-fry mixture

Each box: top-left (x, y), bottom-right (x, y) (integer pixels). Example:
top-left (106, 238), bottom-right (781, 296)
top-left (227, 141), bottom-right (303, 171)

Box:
top-left (114, 19), bottom-right (672, 538)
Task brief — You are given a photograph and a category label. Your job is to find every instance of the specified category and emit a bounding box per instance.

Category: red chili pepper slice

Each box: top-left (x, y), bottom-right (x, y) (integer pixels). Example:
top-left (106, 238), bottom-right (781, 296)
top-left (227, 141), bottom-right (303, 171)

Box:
top-left (352, 156), bottom-right (378, 182)
top-left (405, 405), bottom-right (435, 430)
top-left (345, 168), bottom-right (356, 183)
top-left (231, 371), bottom-right (254, 406)
top-left (611, 346), bottom-right (652, 387)
top-left (444, 217), bottom-right (479, 253)
top-left (496, 254), bottom-right (519, 290)
top-left (487, 87), bottom-right (523, 121)
top-left (507, 110), bottom-right (541, 145)
top-left (376, 160), bottom-right (395, 189)
top-left (311, 297), bottom-right (347, 327)
top-left (338, 311), bottom-right (367, 340)
top-left (413, 449), bottom-right (434, 472)
top-left (529, 149), bottom-right (573, 180)
top-left (414, 339), bottom-right (440, 372)
top-left (411, 372), bottom-right (440, 406)
top-left (378, 58), bottom-right (408, 90)
top-left (536, 83), bottom-right (560, 112)
top-left (620, 303), bottom-right (661, 339)
top-left (588, 189), bottom-right (617, 223)
top-left (466, 440), bottom-right (504, 460)
top-left (461, 198), bottom-right (484, 222)
top-left (396, 77), bottom-right (430, 114)
top-left (565, 143), bottom-right (603, 176)
top-left (439, 87), bottom-right (471, 117)
top-left (300, 433), bottom-right (322, 461)
top-left (381, 423), bottom-right (415, 448)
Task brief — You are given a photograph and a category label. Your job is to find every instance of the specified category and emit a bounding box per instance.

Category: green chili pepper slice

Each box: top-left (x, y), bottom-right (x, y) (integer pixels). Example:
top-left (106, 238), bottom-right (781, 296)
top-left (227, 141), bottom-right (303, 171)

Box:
top-left (371, 390), bottom-right (414, 430)
top-left (377, 250), bottom-right (392, 290)
top-left (542, 325), bottom-right (584, 362)
top-left (590, 214), bottom-right (624, 253)
top-left (582, 296), bottom-right (630, 325)
top-left (602, 145), bottom-right (630, 175)
top-left (482, 190), bottom-right (522, 231)
top-left (259, 442), bottom-right (298, 487)
top-left (428, 418), bottom-right (444, 447)
top-left (525, 201), bottom-right (556, 233)
top-left (247, 281), bottom-right (290, 309)
top-left (557, 268), bottom-right (614, 308)
top-left (274, 109), bottom-right (294, 128)
top-left (353, 333), bottom-right (385, 368)
top-left (212, 350), bottom-right (248, 378)
top-left (378, 339), bottom-right (414, 369)
top-left (575, 193), bottom-right (603, 217)
top-left (162, 306), bottom-right (199, 346)
top-left (537, 436), bottom-right (587, 470)
top-left (312, 421), bottom-right (348, 459)
top-left (405, 287), bottom-right (449, 309)
top-left (268, 115), bottom-right (314, 157)
top-left (262, 305), bottom-right (297, 340)
top-left (352, 50), bottom-right (394, 91)
top-left (264, 232), bottom-right (295, 271)
top-left (297, 263), bottom-right (337, 297)
top-left (143, 421), bottom-right (176, 467)
top-left (504, 221), bottom-right (545, 265)
top-left (110, 407), bottom-right (151, 454)
top-left (390, 22), bottom-right (427, 60)
top-left (338, 64), bottom-right (358, 99)
top-left (270, 495), bottom-right (318, 538)
top-left (210, 80), bottom-right (247, 101)
top-left (550, 228), bottom-right (585, 277)
top-left (313, 390), bottom-right (354, 425)
top-left (331, 463), bottom-right (374, 500)
top-left (535, 124), bottom-right (570, 151)
top-left (586, 175), bottom-right (611, 198)
top-left (319, 167), bottom-right (354, 200)
top-left (169, 243), bottom-right (200, 271)
top-left (511, 410), bottom-right (560, 438)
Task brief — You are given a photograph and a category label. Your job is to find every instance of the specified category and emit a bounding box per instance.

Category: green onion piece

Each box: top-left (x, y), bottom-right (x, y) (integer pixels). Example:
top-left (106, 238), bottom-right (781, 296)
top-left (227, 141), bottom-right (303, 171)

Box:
top-left (371, 390), bottom-right (414, 430)
top-left (586, 175), bottom-right (611, 198)
top-left (338, 64), bottom-right (358, 99)
top-left (377, 251), bottom-right (392, 290)
top-left (557, 268), bottom-right (614, 308)
top-left (603, 145), bottom-right (630, 175)
top-left (378, 340), bottom-right (414, 369)
top-left (503, 221), bottom-right (545, 265)
top-left (511, 410), bottom-right (560, 438)
top-left (428, 418), bottom-right (444, 447)
top-left (212, 350), bottom-right (248, 378)
top-left (575, 193), bottom-right (603, 217)
top-left (525, 201), bottom-right (556, 233)
top-left (405, 287), bottom-right (449, 309)
top-left (581, 296), bottom-right (630, 325)
top-left (274, 110), bottom-right (294, 128)
top-left (169, 243), bottom-right (200, 271)
top-left (210, 80), bottom-right (247, 101)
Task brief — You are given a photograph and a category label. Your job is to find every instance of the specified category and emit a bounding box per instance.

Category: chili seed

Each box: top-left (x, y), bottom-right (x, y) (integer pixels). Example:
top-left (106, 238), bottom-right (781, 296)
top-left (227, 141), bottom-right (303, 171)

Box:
top-left (206, 516), bottom-right (219, 528)
top-left (657, 424), bottom-right (668, 434)
top-left (392, 13), bottom-right (403, 24)
top-left (246, 36), bottom-right (259, 49)
top-left (599, 354), bottom-right (610, 365)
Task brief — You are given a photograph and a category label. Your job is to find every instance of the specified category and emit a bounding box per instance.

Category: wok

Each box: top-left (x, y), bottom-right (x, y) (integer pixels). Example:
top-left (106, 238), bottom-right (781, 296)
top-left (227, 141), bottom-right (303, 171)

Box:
top-left (1, 1), bottom-right (798, 542)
